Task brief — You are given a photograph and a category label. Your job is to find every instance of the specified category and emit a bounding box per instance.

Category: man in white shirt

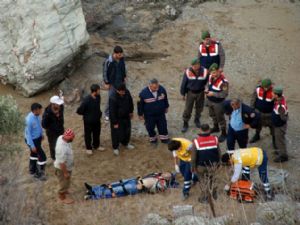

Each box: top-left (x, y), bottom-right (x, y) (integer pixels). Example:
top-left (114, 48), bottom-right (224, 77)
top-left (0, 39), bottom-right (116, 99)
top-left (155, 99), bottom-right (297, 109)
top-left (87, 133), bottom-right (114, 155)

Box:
top-left (54, 128), bottom-right (75, 204)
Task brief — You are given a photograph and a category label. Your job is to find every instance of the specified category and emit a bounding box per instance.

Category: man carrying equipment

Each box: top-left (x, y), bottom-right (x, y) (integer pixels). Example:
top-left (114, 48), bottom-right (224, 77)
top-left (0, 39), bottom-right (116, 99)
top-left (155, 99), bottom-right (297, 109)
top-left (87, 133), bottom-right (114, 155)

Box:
top-left (168, 138), bottom-right (198, 200)
top-left (180, 58), bottom-right (208, 132)
top-left (222, 147), bottom-right (273, 201)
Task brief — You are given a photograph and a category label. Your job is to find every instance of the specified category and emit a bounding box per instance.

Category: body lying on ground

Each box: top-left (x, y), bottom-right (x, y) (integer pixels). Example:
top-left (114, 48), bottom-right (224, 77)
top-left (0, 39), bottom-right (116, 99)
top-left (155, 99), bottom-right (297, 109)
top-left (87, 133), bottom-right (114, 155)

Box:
top-left (84, 172), bottom-right (178, 200)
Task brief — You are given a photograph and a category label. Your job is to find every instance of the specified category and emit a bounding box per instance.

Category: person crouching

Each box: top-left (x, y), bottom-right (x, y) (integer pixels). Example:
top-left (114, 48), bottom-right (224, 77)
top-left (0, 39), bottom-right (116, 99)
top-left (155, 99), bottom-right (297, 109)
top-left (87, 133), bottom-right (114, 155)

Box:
top-left (54, 129), bottom-right (75, 204)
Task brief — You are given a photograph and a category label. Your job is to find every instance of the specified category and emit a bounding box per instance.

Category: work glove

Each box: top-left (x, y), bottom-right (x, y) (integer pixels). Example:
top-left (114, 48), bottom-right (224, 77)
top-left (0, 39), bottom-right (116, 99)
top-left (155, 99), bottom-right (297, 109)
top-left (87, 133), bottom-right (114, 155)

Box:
top-left (175, 164), bottom-right (180, 173)
top-left (224, 184), bottom-right (230, 192)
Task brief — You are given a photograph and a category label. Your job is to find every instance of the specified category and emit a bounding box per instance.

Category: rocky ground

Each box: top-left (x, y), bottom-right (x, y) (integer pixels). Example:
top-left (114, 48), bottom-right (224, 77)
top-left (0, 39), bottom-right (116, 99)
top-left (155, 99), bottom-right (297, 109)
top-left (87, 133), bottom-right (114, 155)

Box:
top-left (1, 0), bottom-right (300, 225)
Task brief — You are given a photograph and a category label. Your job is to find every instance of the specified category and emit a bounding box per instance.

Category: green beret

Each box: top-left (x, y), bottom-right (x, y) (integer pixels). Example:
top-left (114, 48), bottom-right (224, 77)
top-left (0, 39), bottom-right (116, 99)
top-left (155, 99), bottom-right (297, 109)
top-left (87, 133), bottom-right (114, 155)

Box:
top-left (191, 57), bottom-right (200, 65)
top-left (261, 78), bottom-right (272, 88)
top-left (209, 63), bottom-right (219, 71)
top-left (273, 86), bottom-right (283, 95)
top-left (201, 30), bottom-right (210, 40)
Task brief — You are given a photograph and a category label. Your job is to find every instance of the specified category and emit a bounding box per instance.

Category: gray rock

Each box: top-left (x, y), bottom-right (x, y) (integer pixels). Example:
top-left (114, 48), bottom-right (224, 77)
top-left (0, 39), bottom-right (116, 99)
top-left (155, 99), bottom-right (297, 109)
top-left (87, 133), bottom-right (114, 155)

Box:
top-left (0, 0), bottom-right (89, 96)
top-left (142, 213), bottom-right (171, 225)
top-left (256, 201), bottom-right (297, 225)
top-left (252, 166), bottom-right (288, 189)
top-left (173, 205), bottom-right (194, 219)
top-left (174, 215), bottom-right (233, 225)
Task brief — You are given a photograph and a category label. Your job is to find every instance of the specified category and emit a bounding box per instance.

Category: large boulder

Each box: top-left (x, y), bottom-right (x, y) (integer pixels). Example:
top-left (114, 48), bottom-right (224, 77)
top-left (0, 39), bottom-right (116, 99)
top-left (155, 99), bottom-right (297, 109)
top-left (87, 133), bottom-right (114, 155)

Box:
top-left (0, 0), bottom-right (89, 96)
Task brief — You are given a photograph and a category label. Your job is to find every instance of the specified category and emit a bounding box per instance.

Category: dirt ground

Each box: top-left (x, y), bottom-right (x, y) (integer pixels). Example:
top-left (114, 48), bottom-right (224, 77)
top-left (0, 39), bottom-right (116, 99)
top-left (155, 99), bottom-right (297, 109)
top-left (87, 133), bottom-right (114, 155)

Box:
top-left (1, 1), bottom-right (300, 225)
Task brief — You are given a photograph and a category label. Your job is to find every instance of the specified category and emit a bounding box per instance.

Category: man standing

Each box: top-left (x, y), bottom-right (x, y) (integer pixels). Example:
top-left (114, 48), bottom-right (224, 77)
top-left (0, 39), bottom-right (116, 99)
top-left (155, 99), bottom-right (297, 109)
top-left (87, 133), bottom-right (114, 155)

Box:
top-left (42, 95), bottom-right (64, 161)
top-left (168, 138), bottom-right (198, 200)
top-left (222, 147), bottom-right (272, 201)
top-left (249, 79), bottom-right (275, 147)
top-left (180, 58), bottom-right (208, 133)
top-left (198, 30), bottom-right (225, 70)
top-left (54, 128), bottom-right (75, 204)
top-left (103, 46), bottom-right (127, 121)
top-left (205, 63), bottom-right (228, 142)
top-left (77, 84), bottom-right (104, 155)
top-left (25, 103), bottom-right (47, 180)
top-left (224, 99), bottom-right (260, 151)
top-left (109, 84), bottom-right (135, 156)
top-left (272, 87), bottom-right (289, 162)
top-left (191, 124), bottom-right (220, 202)
top-left (138, 79), bottom-right (169, 144)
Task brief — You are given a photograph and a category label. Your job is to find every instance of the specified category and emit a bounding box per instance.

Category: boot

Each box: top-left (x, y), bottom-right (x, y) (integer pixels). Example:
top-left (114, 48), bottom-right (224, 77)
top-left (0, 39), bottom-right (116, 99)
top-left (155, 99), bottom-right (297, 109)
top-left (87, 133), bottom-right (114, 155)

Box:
top-left (194, 118), bottom-right (201, 128)
top-left (59, 193), bottom-right (74, 204)
top-left (181, 121), bottom-right (189, 133)
top-left (210, 124), bottom-right (220, 133)
top-left (274, 154), bottom-right (288, 163)
top-left (218, 129), bottom-right (227, 143)
top-left (29, 159), bottom-right (37, 175)
top-left (264, 190), bottom-right (274, 201)
top-left (272, 135), bottom-right (278, 149)
top-left (250, 132), bottom-right (260, 143)
top-left (35, 164), bottom-right (47, 181)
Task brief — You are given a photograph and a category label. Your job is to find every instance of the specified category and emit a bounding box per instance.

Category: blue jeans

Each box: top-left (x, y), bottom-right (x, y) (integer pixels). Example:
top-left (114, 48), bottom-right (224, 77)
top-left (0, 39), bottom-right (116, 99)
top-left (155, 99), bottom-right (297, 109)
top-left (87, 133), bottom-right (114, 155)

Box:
top-left (179, 160), bottom-right (198, 195)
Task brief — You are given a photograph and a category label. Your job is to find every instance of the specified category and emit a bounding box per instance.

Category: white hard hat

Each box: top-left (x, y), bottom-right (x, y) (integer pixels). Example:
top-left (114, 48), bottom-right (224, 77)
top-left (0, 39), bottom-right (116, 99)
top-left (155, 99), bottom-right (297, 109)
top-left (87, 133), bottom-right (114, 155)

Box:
top-left (50, 95), bottom-right (64, 105)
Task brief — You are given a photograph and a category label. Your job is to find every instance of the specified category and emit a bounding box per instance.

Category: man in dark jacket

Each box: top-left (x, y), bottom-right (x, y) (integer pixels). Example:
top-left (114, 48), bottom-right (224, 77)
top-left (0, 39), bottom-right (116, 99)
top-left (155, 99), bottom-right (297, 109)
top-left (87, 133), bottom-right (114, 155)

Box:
top-left (109, 84), bottom-right (134, 156)
top-left (42, 95), bottom-right (64, 161)
top-left (77, 84), bottom-right (104, 155)
top-left (103, 46), bottom-right (127, 120)
top-left (180, 58), bottom-right (208, 133)
top-left (223, 98), bottom-right (260, 151)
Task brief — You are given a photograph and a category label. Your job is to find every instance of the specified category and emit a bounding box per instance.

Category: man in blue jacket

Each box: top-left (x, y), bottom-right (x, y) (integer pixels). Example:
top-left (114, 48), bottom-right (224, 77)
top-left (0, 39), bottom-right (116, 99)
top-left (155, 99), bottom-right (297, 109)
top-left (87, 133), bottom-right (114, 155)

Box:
top-left (138, 79), bottom-right (169, 144)
top-left (223, 98), bottom-right (260, 151)
top-left (180, 58), bottom-right (208, 133)
top-left (25, 103), bottom-right (47, 180)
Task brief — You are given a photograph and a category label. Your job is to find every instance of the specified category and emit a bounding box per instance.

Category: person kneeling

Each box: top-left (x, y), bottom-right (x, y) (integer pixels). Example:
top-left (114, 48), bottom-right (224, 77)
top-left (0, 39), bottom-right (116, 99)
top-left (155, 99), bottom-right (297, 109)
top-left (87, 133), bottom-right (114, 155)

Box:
top-left (222, 147), bottom-right (273, 201)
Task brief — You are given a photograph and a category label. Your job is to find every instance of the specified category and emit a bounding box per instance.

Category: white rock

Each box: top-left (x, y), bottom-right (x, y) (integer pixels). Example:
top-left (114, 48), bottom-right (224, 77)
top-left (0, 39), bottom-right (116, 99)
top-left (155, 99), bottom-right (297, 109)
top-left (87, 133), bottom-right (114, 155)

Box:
top-left (142, 213), bottom-right (171, 225)
top-left (173, 205), bottom-right (194, 219)
top-left (0, 0), bottom-right (89, 96)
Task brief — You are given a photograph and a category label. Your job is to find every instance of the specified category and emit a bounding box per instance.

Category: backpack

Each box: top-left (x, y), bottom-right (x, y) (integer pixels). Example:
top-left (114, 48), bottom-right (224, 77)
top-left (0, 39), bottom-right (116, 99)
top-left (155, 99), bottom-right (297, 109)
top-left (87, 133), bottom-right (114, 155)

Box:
top-left (229, 180), bottom-right (257, 203)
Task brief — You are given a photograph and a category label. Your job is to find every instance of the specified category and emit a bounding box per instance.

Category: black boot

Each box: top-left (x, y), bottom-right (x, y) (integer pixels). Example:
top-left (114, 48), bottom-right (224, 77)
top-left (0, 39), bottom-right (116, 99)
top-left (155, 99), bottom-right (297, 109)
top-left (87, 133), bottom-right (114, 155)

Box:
top-left (272, 135), bottom-right (278, 149)
top-left (29, 159), bottom-right (37, 175)
top-left (250, 132), bottom-right (260, 143)
top-left (210, 124), bottom-right (220, 133)
top-left (35, 164), bottom-right (47, 181)
top-left (218, 129), bottom-right (227, 143)
top-left (274, 154), bottom-right (288, 163)
top-left (194, 118), bottom-right (201, 128)
top-left (181, 121), bottom-right (189, 133)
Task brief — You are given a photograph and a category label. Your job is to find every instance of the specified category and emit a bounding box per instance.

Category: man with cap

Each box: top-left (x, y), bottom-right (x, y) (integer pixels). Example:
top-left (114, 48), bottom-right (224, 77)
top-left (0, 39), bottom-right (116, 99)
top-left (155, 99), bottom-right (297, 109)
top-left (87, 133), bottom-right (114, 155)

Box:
top-left (138, 79), bottom-right (169, 144)
top-left (180, 57), bottom-right (209, 133)
top-left (205, 63), bottom-right (228, 142)
top-left (191, 124), bottom-right (221, 202)
top-left (272, 86), bottom-right (289, 162)
top-left (42, 95), bottom-right (65, 162)
top-left (249, 79), bottom-right (275, 147)
top-left (198, 30), bottom-right (225, 70)
top-left (25, 103), bottom-right (47, 180)
top-left (54, 128), bottom-right (75, 204)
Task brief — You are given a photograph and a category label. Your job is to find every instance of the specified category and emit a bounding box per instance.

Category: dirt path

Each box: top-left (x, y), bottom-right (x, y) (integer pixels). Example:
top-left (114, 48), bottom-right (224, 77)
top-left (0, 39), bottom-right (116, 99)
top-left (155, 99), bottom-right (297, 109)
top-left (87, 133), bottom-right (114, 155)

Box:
top-left (1, 1), bottom-right (300, 225)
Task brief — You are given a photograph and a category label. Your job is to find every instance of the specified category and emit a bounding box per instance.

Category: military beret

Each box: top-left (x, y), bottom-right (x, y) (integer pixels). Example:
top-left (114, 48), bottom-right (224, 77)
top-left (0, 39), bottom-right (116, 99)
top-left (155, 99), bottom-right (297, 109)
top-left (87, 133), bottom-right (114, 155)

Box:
top-left (209, 63), bottom-right (219, 71)
top-left (261, 78), bottom-right (272, 88)
top-left (273, 86), bottom-right (283, 95)
top-left (191, 57), bottom-right (200, 65)
top-left (201, 30), bottom-right (211, 40)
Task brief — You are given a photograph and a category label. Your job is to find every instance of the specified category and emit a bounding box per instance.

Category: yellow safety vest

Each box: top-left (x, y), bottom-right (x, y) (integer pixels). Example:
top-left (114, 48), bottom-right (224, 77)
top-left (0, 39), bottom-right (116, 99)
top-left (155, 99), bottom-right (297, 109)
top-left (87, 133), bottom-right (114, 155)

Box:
top-left (232, 147), bottom-right (263, 168)
top-left (172, 138), bottom-right (192, 162)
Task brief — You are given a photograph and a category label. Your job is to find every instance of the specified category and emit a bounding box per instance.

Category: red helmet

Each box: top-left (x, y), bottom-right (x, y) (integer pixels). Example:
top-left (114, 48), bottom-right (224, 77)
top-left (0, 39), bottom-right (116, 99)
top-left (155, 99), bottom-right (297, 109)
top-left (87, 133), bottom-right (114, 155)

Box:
top-left (63, 128), bottom-right (75, 141)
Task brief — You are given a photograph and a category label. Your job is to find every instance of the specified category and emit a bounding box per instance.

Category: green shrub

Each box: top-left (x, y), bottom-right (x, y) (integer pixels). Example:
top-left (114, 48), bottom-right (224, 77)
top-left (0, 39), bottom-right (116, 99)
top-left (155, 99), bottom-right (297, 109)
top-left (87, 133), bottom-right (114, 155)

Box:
top-left (0, 95), bottom-right (24, 152)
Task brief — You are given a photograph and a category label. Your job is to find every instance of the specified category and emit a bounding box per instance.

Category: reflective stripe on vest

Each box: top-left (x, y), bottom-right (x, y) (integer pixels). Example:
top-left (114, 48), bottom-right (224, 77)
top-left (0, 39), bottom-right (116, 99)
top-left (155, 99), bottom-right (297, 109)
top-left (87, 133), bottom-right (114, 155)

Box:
top-left (194, 135), bottom-right (218, 151)
top-left (273, 96), bottom-right (288, 115)
top-left (185, 68), bottom-right (208, 80)
top-left (256, 87), bottom-right (273, 102)
top-left (199, 41), bottom-right (219, 57)
top-left (208, 74), bottom-right (227, 91)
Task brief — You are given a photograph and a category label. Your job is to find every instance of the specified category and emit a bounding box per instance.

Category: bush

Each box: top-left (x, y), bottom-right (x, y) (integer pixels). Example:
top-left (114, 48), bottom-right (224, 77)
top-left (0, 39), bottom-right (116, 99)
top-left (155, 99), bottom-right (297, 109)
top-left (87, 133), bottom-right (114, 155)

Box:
top-left (0, 95), bottom-right (24, 152)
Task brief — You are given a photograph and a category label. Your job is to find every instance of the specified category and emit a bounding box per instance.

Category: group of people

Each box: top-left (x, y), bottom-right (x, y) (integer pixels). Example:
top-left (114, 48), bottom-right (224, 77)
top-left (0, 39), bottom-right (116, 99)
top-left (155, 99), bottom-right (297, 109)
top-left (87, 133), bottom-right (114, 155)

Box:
top-left (24, 30), bottom-right (289, 204)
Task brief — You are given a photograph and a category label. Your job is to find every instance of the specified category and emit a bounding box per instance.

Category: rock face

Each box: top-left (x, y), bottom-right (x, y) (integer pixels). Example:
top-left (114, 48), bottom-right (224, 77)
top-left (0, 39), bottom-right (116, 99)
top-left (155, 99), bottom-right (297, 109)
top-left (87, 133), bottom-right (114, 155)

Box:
top-left (0, 0), bottom-right (89, 96)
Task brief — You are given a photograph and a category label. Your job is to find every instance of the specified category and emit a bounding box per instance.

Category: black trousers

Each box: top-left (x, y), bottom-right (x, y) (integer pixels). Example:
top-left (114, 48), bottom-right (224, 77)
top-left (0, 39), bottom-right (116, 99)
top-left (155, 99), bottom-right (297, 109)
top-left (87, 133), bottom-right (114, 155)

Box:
top-left (84, 121), bottom-right (101, 150)
top-left (26, 137), bottom-right (47, 175)
top-left (46, 130), bottom-right (63, 160)
top-left (110, 118), bottom-right (131, 149)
